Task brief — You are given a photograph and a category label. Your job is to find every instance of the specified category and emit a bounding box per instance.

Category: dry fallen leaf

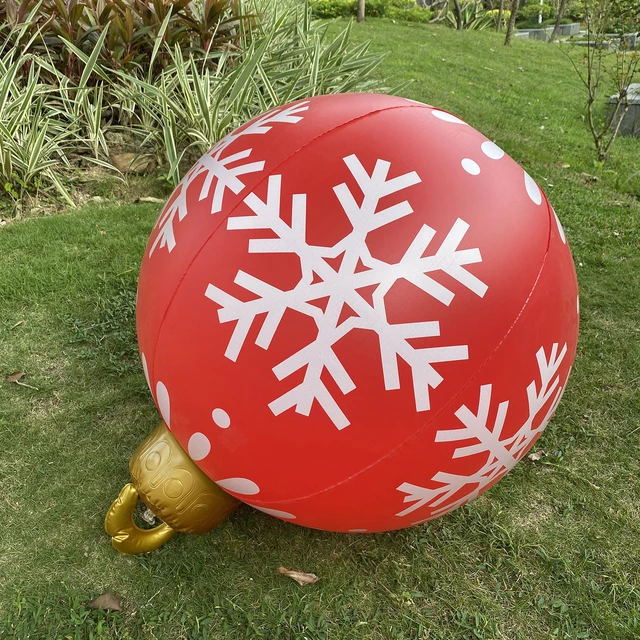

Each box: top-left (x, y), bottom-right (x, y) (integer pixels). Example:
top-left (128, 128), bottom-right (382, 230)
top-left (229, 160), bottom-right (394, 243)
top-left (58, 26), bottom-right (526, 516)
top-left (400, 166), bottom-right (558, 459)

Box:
top-left (136, 196), bottom-right (165, 204)
top-left (604, 201), bottom-right (629, 208)
top-left (278, 567), bottom-right (320, 586)
top-left (87, 593), bottom-right (122, 612)
top-left (581, 172), bottom-right (599, 184)
top-left (11, 320), bottom-right (24, 329)
top-left (5, 371), bottom-right (39, 390)
top-left (528, 450), bottom-right (545, 462)
top-left (110, 153), bottom-right (156, 174)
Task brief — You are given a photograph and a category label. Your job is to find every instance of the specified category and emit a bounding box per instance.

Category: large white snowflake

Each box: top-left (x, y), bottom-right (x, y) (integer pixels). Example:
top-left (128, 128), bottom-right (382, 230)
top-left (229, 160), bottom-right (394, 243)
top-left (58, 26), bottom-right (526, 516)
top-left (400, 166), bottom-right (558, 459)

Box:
top-left (149, 101), bottom-right (310, 256)
top-left (396, 343), bottom-right (568, 521)
top-left (205, 153), bottom-right (488, 429)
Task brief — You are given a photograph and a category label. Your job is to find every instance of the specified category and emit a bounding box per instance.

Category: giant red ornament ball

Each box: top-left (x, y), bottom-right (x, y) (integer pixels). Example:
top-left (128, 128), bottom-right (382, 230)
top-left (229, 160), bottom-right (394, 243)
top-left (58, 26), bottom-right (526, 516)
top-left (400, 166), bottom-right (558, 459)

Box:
top-left (136, 93), bottom-right (579, 533)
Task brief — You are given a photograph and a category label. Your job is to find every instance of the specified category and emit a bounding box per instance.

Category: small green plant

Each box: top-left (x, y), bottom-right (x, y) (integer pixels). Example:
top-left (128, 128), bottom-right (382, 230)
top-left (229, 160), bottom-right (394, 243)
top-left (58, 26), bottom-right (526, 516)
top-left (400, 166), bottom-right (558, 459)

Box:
top-left (561, 0), bottom-right (640, 162)
top-left (445, 0), bottom-right (494, 29)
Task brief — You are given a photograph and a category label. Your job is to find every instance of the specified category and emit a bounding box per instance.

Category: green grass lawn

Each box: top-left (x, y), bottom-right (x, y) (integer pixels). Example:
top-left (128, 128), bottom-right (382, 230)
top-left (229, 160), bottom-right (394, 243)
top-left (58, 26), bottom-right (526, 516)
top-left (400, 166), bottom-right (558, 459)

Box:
top-left (1, 19), bottom-right (640, 640)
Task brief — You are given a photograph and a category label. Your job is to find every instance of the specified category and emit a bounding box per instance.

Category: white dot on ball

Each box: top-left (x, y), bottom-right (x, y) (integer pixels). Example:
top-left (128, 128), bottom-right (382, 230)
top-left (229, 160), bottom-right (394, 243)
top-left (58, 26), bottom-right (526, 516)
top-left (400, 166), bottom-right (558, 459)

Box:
top-left (141, 353), bottom-right (150, 390)
top-left (188, 432), bottom-right (211, 461)
top-left (431, 110), bottom-right (465, 124)
top-left (212, 408), bottom-right (231, 428)
top-left (348, 529), bottom-right (368, 533)
top-left (252, 506), bottom-right (296, 520)
top-left (461, 158), bottom-right (480, 175)
top-left (216, 477), bottom-right (260, 495)
top-left (552, 208), bottom-right (567, 244)
top-left (481, 141), bottom-right (505, 160)
top-left (524, 171), bottom-right (542, 205)
top-left (155, 381), bottom-right (170, 429)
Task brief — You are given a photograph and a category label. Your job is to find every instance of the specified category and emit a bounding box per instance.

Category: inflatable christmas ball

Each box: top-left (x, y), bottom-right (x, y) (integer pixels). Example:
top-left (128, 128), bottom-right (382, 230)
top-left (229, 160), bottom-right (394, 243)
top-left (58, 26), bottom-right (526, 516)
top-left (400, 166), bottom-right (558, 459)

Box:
top-left (105, 93), bottom-right (579, 554)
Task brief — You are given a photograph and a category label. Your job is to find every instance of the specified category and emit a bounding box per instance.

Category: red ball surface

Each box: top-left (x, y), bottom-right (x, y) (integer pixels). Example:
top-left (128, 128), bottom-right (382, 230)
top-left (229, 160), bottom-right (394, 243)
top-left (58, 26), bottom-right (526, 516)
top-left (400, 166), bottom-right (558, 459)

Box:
top-left (137, 94), bottom-right (579, 532)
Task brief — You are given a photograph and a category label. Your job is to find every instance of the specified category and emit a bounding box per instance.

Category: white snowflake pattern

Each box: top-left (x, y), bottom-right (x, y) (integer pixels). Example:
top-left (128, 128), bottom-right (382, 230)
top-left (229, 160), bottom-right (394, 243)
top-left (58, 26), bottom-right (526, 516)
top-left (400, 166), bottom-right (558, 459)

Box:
top-left (205, 153), bottom-right (488, 429)
top-left (149, 101), bottom-right (310, 256)
top-left (396, 343), bottom-right (568, 521)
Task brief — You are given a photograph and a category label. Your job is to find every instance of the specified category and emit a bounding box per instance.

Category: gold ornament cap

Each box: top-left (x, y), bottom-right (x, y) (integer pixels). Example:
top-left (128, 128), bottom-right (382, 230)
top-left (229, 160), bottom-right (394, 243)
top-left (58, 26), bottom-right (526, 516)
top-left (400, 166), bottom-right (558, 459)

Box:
top-left (105, 423), bottom-right (239, 554)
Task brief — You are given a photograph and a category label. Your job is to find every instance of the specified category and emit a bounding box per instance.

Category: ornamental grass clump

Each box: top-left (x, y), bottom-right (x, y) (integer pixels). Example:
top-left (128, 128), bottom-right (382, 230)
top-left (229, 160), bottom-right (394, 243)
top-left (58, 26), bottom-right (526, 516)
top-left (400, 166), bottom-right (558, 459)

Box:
top-left (0, 0), bottom-right (387, 213)
top-left (0, 23), bottom-right (119, 212)
top-left (109, 8), bottom-right (386, 185)
top-left (0, 44), bottom-right (77, 210)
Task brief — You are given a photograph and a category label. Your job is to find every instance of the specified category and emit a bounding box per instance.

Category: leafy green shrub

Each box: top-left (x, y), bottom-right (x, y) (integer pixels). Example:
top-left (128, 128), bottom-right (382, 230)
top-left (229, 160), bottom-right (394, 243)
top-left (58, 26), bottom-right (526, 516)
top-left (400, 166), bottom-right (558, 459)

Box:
top-left (0, 0), bottom-right (250, 81)
top-left (364, 0), bottom-right (392, 17)
top-left (542, 17), bottom-right (573, 24)
top-left (311, 0), bottom-right (358, 18)
top-left (390, 0), bottom-right (421, 7)
top-left (388, 4), bottom-right (433, 22)
top-left (310, 0), bottom-right (432, 22)
top-left (563, 0), bottom-right (584, 21)
top-left (485, 8), bottom-right (511, 28)
top-left (517, 1), bottom-right (554, 23)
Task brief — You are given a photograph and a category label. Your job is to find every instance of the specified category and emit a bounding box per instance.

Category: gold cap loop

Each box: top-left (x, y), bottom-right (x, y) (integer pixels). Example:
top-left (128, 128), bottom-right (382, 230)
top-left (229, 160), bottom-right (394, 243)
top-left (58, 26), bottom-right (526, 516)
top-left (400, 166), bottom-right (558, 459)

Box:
top-left (105, 423), bottom-right (239, 554)
top-left (105, 483), bottom-right (177, 554)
